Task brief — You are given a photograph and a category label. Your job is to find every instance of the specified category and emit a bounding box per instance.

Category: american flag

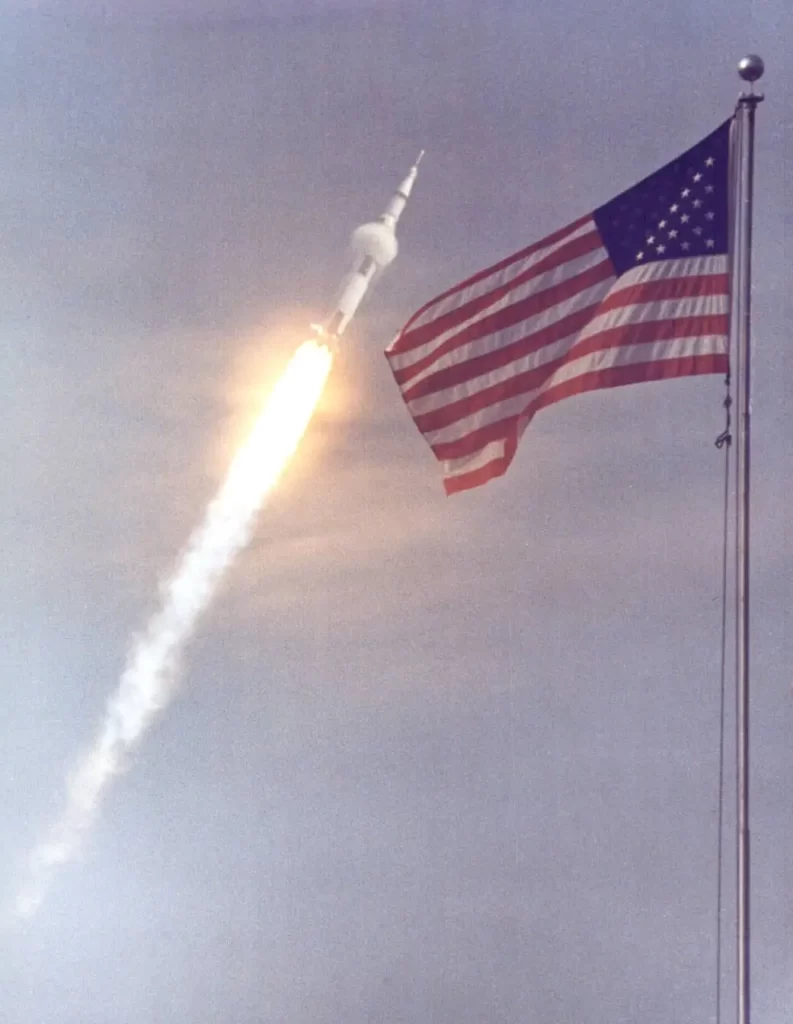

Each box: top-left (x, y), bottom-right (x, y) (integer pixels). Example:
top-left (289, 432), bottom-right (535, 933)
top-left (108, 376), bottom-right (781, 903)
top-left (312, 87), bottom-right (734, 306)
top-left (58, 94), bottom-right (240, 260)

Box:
top-left (386, 120), bottom-right (732, 495)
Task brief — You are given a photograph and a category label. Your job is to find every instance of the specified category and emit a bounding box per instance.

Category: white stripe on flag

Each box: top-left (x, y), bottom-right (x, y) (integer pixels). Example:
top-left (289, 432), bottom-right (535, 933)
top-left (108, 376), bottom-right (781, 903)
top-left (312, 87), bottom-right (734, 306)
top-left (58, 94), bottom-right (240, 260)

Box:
top-left (404, 218), bottom-right (598, 335)
top-left (427, 332), bottom-right (728, 450)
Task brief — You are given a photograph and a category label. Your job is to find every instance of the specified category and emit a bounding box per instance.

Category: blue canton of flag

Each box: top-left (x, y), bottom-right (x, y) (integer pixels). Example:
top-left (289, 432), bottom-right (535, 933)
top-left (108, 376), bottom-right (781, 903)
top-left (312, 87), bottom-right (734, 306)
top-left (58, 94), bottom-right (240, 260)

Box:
top-left (595, 121), bottom-right (730, 274)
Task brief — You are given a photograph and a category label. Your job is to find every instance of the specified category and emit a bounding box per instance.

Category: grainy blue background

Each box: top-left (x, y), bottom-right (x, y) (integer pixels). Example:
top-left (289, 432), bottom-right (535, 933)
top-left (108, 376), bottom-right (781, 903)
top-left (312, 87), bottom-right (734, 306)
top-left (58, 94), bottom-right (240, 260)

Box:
top-left (2, 2), bottom-right (791, 1021)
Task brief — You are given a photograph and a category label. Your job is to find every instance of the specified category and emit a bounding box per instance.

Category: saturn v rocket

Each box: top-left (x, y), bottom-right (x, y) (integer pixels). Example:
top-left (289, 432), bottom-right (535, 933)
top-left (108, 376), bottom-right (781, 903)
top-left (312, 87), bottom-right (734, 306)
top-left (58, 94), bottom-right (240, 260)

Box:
top-left (315, 151), bottom-right (424, 341)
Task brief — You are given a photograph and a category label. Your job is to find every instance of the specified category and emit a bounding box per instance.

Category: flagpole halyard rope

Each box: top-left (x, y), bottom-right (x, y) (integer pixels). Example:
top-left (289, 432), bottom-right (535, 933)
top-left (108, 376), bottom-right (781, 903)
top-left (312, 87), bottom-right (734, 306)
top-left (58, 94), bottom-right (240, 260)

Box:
top-left (715, 398), bottom-right (732, 1024)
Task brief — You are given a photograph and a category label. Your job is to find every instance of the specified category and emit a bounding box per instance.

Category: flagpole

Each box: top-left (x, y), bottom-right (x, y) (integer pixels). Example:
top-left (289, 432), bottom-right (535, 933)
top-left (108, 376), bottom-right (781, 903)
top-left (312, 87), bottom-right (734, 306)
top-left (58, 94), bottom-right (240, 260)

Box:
top-left (734, 52), bottom-right (763, 1024)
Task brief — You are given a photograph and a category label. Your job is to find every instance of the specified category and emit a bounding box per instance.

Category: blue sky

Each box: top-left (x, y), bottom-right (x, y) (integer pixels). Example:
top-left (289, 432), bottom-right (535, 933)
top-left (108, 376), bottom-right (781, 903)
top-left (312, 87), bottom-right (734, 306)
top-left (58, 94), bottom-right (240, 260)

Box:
top-left (2, 2), bottom-right (792, 1021)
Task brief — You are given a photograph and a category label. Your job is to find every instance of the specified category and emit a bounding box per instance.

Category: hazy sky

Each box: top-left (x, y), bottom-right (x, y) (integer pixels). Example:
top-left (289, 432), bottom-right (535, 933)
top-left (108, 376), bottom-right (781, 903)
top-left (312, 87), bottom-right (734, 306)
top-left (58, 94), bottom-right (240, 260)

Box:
top-left (2, 2), bottom-right (792, 1022)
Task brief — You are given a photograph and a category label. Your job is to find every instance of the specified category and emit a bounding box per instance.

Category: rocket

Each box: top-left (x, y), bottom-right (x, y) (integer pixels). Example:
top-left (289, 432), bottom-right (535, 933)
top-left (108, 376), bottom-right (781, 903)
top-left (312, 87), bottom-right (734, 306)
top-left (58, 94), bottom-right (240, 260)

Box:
top-left (315, 151), bottom-right (424, 341)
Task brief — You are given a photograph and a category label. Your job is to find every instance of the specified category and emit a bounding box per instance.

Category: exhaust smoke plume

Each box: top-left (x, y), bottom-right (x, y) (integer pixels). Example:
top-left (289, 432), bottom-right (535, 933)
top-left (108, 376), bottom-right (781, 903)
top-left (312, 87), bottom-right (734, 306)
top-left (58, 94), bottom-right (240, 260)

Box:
top-left (16, 339), bottom-right (333, 918)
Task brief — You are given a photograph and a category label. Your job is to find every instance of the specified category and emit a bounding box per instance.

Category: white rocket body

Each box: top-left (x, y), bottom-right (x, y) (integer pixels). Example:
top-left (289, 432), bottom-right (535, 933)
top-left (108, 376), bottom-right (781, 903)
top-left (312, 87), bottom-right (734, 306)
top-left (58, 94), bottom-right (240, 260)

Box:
top-left (322, 152), bottom-right (423, 339)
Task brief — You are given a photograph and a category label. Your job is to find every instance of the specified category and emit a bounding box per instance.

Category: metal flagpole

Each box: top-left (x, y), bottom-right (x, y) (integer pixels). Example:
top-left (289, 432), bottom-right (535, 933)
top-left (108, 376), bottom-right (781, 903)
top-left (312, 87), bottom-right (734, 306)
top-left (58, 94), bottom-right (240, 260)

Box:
top-left (734, 52), bottom-right (764, 1024)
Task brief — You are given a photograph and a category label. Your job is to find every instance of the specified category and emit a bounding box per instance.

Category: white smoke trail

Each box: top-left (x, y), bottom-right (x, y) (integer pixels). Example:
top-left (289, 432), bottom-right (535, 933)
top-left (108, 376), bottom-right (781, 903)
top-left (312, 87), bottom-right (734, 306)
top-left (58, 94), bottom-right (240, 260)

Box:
top-left (16, 340), bottom-right (333, 917)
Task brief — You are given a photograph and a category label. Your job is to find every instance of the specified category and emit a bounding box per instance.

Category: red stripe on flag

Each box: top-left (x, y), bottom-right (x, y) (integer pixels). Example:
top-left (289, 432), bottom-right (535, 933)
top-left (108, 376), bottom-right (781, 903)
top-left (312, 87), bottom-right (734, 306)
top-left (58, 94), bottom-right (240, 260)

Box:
top-left (568, 312), bottom-right (729, 363)
top-left (596, 272), bottom-right (729, 315)
top-left (390, 227), bottom-right (602, 356)
top-left (432, 414), bottom-right (518, 461)
top-left (398, 298), bottom-right (604, 399)
top-left (393, 265), bottom-right (725, 393)
top-left (390, 215), bottom-right (592, 348)
top-left (394, 258), bottom-right (614, 390)
top-left (443, 438), bottom-right (518, 496)
top-left (416, 313), bottom-right (728, 439)
top-left (441, 353), bottom-right (729, 495)
top-left (528, 351), bottom-right (729, 421)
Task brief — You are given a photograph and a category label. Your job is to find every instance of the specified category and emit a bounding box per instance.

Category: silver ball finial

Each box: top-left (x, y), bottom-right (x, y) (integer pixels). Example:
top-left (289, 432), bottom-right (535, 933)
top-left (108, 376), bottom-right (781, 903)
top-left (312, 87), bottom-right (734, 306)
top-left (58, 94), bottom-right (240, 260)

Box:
top-left (738, 54), bottom-right (764, 83)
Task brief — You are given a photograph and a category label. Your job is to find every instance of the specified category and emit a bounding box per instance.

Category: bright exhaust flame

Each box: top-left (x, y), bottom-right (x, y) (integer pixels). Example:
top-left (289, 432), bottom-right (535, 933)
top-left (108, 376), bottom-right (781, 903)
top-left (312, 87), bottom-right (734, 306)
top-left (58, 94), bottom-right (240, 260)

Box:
top-left (16, 339), bottom-right (333, 918)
